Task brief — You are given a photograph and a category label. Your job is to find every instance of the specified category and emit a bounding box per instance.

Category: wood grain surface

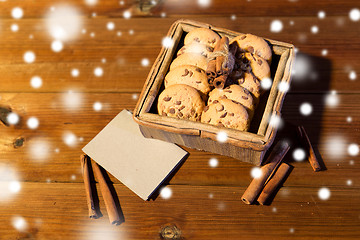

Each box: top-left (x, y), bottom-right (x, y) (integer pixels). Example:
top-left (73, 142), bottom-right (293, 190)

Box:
top-left (0, 0), bottom-right (359, 239)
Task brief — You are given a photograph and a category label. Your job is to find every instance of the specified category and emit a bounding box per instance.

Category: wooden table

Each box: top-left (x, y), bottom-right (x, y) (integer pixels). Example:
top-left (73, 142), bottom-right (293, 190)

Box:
top-left (1, 1), bottom-right (359, 239)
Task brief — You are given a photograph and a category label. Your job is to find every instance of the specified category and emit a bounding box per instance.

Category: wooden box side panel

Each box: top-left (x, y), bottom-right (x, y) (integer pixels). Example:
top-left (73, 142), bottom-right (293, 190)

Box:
top-left (139, 125), bottom-right (265, 165)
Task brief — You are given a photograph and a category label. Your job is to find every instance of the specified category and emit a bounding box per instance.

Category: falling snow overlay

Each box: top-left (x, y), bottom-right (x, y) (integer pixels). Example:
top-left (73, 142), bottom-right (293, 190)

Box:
top-left (0, 0), bottom-right (359, 238)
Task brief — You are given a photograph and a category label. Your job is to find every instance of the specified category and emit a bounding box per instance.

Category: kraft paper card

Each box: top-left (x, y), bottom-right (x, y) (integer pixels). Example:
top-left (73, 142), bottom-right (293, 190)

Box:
top-left (82, 110), bottom-right (188, 200)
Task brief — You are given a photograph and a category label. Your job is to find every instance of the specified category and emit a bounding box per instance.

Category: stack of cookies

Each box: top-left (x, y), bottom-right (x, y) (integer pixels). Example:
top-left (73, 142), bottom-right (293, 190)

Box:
top-left (157, 28), bottom-right (272, 132)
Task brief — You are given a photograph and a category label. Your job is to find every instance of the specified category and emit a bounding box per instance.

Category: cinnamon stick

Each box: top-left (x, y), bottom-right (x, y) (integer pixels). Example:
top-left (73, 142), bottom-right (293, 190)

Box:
top-left (91, 160), bottom-right (121, 225)
top-left (297, 125), bottom-right (321, 172)
top-left (241, 141), bottom-right (290, 205)
top-left (216, 55), bottom-right (226, 75)
top-left (80, 154), bottom-right (98, 219)
top-left (257, 162), bottom-right (292, 205)
top-left (213, 75), bottom-right (227, 89)
top-left (206, 37), bottom-right (223, 79)
top-left (215, 37), bottom-right (229, 75)
top-left (206, 59), bottom-right (217, 79)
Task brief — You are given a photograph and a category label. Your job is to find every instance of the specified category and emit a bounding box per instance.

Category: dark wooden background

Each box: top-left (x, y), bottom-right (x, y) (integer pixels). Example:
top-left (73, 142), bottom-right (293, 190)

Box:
top-left (0, 0), bottom-right (359, 239)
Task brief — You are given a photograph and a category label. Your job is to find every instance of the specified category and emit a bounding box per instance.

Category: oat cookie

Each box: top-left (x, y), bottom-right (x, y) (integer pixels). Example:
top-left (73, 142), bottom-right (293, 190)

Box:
top-left (170, 53), bottom-right (208, 71)
top-left (157, 84), bottom-right (205, 121)
top-left (230, 33), bottom-right (272, 63)
top-left (164, 65), bottom-right (211, 97)
top-left (201, 99), bottom-right (250, 131)
top-left (184, 28), bottom-right (221, 48)
top-left (177, 42), bottom-right (213, 58)
top-left (208, 84), bottom-right (254, 119)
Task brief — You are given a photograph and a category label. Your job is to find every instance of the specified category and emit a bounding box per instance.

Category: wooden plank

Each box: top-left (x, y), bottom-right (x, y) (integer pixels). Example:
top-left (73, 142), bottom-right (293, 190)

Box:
top-left (0, 17), bottom-right (359, 93)
top-left (0, 0), bottom-right (358, 18)
top-left (0, 182), bottom-right (359, 239)
top-left (0, 93), bottom-right (359, 187)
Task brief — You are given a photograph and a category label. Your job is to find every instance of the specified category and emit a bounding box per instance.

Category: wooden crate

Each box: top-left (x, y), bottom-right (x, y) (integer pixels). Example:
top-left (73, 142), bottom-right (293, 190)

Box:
top-left (133, 19), bottom-right (295, 165)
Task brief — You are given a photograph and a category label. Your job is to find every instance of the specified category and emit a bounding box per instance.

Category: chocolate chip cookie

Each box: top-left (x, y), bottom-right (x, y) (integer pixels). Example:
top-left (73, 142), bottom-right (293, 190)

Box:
top-left (164, 65), bottom-right (211, 97)
top-left (208, 84), bottom-right (255, 119)
top-left (170, 53), bottom-right (208, 71)
top-left (177, 42), bottom-right (214, 58)
top-left (237, 72), bottom-right (261, 106)
top-left (158, 84), bottom-right (205, 121)
top-left (240, 53), bottom-right (271, 81)
top-left (201, 99), bottom-right (250, 131)
top-left (184, 27), bottom-right (221, 48)
top-left (230, 33), bottom-right (272, 63)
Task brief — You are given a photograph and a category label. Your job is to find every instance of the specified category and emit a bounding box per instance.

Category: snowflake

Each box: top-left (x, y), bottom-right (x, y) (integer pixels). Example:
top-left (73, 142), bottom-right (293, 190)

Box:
top-left (23, 51), bottom-right (36, 63)
top-left (71, 69), bottom-right (79, 77)
top-left (7, 113), bottom-right (20, 125)
top-left (27, 117), bottom-right (40, 129)
top-left (107, 22), bottom-right (115, 31)
top-left (278, 81), bottom-right (290, 93)
top-left (318, 11), bottom-right (326, 19)
top-left (324, 90), bottom-right (339, 107)
top-left (270, 20), bottom-right (283, 33)
top-left (348, 144), bottom-right (359, 156)
top-left (318, 187), bottom-right (331, 200)
top-left (261, 78), bottom-right (272, 90)
top-left (299, 102), bottom-right (313, 116)
top-left (0, 165), bottom-right (21, 202)
top-left (324, 135), bottom-right (346, 159)
top-left (11, 7), bottom-right (23, 19)
top-left (11, 24), bottom-right (19, 32)
top-left (46, 6), bottom-right (82, 41)
top-left (27, 138), bottom-right (51, 162)
top-left (63, 132), bottom-right (77, 147)
top-left (141, 58), bottom-right (150, 67)
top-left (160, 186), bottom-right (172, 199)
top-left (349, 71), bottom-right (357, 80)
top-left (62, 90), bottom-right (83, 110)
top-left (162, 37), bottom-right (174, 48)
top-left (268, 114), bottom-right (283, 129)
top-left (123, 10), bottom-right (131, 19)
top-left (12, 216), bottom-right (27, 232)
top-left (209, 158), bottom-right (219, 168)
top-left (250, 167), bottom-right (262, 179)
top-left (85, 0), bottom-right (98, 6)
top-left (349, 8), bottom-right (360, 21)
top-left (51, 40), bottom-right (63, 52)
top-left (30, 76), bottom-right (42, 89)
top-left (94, 67), bottom-right (103, 77)
top-left (198, 0), bottom-right (212, 8)
top-left (311, 25), bottom-right (319, 34)
top-left (216, 131), bottom-right (228, 143)
top-left (93, 102), bottom-right (102, 111)
top-left (292, 148), bottom-right (306, 161)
